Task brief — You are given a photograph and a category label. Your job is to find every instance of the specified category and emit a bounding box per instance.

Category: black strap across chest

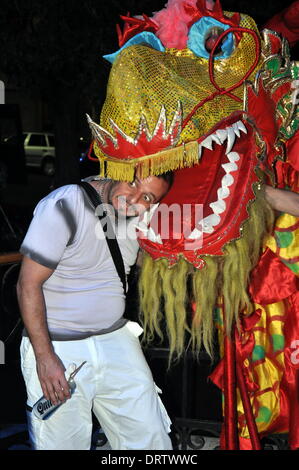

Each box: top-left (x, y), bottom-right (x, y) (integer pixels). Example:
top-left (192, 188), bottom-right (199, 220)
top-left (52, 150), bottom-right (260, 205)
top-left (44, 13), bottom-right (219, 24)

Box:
top-left (78, 181), bottom-right (127, 295)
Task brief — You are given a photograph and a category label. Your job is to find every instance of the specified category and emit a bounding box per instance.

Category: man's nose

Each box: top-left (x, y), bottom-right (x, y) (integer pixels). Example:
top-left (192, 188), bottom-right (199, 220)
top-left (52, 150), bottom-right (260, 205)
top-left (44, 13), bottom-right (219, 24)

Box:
top-left (129, 189), bottom-right (142, 204)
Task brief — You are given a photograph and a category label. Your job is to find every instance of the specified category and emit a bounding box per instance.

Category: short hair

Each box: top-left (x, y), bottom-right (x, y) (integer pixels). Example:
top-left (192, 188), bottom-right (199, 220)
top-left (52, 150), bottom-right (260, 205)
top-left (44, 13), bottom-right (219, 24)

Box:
top-left (157, 171), bottom-right (174, 190)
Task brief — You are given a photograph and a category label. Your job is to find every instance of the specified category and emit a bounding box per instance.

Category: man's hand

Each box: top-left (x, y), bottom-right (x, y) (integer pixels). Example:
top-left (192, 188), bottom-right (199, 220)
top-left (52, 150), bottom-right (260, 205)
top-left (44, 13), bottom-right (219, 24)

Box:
top-left (36, 352), bottom-right (71, 405)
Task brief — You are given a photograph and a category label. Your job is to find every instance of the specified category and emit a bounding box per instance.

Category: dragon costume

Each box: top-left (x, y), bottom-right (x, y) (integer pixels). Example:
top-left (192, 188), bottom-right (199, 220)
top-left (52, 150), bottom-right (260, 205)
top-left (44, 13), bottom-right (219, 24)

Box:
top-left (88, 0), bottom-right (299, 450)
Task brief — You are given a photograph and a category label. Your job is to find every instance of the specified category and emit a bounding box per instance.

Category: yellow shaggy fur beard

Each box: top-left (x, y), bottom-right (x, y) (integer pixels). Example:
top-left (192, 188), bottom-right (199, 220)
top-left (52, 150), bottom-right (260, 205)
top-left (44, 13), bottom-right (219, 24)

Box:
top-left (139, 189), bottom-right (274, 362)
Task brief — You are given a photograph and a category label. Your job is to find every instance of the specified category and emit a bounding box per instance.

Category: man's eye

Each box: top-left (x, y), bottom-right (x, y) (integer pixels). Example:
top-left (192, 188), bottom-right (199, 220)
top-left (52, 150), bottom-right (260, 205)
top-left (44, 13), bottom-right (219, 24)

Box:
top-left (143, 195), bottom-right (151, 202)
top-left (129, 181), bottom-right (136, 187)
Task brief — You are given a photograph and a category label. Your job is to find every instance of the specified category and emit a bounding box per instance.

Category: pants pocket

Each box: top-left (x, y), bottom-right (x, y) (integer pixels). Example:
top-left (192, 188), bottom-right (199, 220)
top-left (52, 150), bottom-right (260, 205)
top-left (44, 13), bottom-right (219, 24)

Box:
top-left (124, 321), bottom-right (144, 338)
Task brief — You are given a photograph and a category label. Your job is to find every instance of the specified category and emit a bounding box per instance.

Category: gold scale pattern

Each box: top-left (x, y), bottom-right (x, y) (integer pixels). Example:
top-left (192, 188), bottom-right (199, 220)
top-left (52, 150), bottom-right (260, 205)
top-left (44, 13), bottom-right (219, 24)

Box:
top-left (94, 12), bottom-right (262, 180)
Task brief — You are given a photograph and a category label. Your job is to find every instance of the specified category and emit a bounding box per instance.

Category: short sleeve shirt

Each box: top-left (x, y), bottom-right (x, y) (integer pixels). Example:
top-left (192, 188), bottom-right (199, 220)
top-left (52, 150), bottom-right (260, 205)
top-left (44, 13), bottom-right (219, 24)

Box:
top-left (20, 184), bottom-right (139, 339)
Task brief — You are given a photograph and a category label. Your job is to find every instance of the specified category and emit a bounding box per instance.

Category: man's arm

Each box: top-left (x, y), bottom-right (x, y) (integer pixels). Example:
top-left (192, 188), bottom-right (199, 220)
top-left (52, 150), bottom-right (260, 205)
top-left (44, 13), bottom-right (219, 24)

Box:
top-left (265, 185), bottom-right (299, 217)
top-left (136, 249), bottom-right (143, 267)
top-left (17, 256), bottom-right (71, 405)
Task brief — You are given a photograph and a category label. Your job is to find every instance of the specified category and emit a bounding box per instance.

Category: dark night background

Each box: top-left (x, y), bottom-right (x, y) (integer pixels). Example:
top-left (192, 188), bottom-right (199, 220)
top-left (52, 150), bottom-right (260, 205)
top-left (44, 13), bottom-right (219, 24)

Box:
top-left (0, 0), bottom-right (297, 188)
top-left (0, 0), bottom-right (298, 450)
top-left (0, 0), bottom-right (297, 187)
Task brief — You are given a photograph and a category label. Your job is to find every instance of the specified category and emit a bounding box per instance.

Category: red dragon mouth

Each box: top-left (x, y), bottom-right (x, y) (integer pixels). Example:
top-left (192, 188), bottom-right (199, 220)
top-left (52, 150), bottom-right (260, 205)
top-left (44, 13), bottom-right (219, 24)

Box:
top-left (137, 112), bottom-right (260, 267)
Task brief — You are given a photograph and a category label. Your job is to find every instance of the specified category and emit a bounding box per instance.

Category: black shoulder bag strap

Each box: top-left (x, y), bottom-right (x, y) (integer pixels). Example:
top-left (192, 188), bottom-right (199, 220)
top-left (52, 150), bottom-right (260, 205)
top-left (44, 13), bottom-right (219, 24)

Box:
top-left (78, 181), bottom-right (127, 295)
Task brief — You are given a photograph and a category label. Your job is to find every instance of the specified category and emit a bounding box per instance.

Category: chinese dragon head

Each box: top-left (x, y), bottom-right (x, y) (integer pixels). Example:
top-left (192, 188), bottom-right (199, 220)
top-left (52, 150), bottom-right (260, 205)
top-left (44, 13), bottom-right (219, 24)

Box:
top-left (88, 0), bottom-right (299, 358)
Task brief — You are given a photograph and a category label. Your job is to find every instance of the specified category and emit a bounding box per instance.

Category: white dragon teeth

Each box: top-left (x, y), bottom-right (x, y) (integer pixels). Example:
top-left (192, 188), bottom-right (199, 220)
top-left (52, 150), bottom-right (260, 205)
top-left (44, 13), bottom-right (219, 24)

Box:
top-left (232, 122), bottom-right (241, 138)
top-left (203, 214), bottom-right (221, 230)
top-left (226, 126), bottom-right (236, 155)
top-left (198, 134), bottom-right (222, 154)
top-left (134, 224), bottom-right (148, 236)
top-left (217, 187), bottom-right (230, 199)
top-left (140, 203), bottom-right (159, 225)
top-left (198, 120), bottom-right (246, 160)
top-left (188, 227), bottom-right (203, 239)
top-left (200, 134), bottom-right (222, 149)
top-left (211, 134), bottom-right (222, 145)
top-left (222, 173), bottom-right (234, 187)
top-left (237, 121), bottom-right (247, 134)
top-left (221, 162), bottom-right (238, 173)
top-left (227, 151), bottom-right (240, 163)
top-left (147, 227), bottom-right (162, 244)
top-left (135, 204), bottom-right (162, 242)
top-left (134, 224), bottom-right (162, 244)
top-left (209, 200), bottom-right (226, 215)
top-left (189, 147), bottom-right (241, 239)
top-left (216, 129), bottom-right (227, 143)
top-left (201, 135), bottom-right (214, 150)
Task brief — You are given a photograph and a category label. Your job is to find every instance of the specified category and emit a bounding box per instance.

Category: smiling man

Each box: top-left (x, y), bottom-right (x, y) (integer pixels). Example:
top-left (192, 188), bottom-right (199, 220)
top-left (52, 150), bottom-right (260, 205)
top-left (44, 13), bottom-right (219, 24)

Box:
top-left (91, 175), bottom-right (171, 218)
top-left (16, 172), bottom-right (173, 451)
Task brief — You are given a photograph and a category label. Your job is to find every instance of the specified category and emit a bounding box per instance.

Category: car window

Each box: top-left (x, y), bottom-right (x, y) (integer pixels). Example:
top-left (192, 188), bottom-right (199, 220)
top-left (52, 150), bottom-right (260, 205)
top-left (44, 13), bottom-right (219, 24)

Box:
top-left (28, 134), bottom-right (46, 147)
top-left (47, 135), bottom-right (55, 147)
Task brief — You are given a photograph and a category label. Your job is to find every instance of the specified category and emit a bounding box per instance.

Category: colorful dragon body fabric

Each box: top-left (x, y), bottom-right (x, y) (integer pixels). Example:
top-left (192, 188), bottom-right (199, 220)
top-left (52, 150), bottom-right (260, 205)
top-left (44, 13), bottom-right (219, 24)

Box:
top-left (88, 0), bottom-right (299, 449)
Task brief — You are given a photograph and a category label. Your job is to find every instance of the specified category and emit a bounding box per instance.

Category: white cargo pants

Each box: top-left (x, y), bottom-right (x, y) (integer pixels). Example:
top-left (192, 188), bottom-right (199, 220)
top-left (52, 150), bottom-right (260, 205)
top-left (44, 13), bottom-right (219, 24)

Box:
top-left (20, 321), bottom-right (172, 450)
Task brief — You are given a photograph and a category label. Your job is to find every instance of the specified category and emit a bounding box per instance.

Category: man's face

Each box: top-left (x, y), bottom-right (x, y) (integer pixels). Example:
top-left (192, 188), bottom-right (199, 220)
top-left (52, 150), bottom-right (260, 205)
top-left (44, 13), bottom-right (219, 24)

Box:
top-left (108, 176), bottom-right (170, 217)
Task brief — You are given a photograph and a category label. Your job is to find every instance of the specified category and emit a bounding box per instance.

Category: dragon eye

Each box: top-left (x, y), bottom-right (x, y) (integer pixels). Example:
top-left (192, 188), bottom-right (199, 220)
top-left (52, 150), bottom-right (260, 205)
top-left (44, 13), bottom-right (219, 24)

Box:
top-left (204, 26), bottom-right (226, 54)
top-left (187, 17), bottom-right (235, 60)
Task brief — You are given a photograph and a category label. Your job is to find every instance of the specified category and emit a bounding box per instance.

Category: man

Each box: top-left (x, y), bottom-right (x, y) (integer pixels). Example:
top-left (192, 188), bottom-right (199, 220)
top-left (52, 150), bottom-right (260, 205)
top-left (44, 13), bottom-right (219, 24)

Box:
top-left (17, 173), bottom-right (173, 450)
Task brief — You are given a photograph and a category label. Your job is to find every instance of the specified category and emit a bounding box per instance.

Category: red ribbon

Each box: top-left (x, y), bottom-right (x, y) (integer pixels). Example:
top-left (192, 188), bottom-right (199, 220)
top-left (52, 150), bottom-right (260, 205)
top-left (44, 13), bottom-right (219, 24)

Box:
top-left (222, 303), bottom-right (262, 450)
top-left (223, 303), bottom-right (239, 450)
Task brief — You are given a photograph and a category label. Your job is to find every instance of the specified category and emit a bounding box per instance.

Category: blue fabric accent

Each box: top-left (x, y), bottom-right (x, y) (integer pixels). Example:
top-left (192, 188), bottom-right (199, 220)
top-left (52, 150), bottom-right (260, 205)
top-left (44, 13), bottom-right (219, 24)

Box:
top-left (103, 32), bottom-right (165, 63)
top-left (187, 17), bottom-right (234, 60)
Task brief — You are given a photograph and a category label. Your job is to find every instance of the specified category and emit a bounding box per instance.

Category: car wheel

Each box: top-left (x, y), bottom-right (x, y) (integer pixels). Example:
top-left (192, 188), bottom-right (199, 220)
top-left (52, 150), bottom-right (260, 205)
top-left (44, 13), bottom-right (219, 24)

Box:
top-left (42, 157), bottom-right (55, 176)
top-left (0, 161), bottom-right (8, 189)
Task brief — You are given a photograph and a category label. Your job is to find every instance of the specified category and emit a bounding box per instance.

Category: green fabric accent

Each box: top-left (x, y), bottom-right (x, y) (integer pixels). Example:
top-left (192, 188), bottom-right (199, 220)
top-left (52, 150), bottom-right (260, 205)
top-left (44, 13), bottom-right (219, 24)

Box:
top-left (291, 62), bottom-right (299, 80)
top-left (267, 57), bottom-right (284, 76)
top-left (213, 307), bottom-right (223, 326)
top-left (275, 231), bottom-right (294, 248)
top-left (271, 334), bottom-right (285, 352)
top-left (252, 345), bottom-right (265, 362)
top-left (256, 406), bottom-right (272, 424)
top-left (267, 56), bottom-right (291, 80)
top-left (283, 261), bottom-right (299, 275)
top-left (277, 103), bottom-right (288, 117)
